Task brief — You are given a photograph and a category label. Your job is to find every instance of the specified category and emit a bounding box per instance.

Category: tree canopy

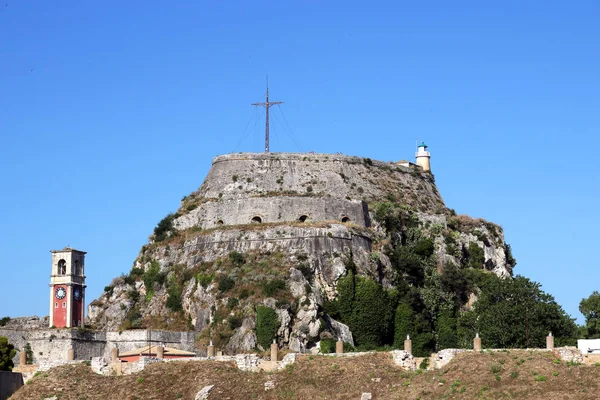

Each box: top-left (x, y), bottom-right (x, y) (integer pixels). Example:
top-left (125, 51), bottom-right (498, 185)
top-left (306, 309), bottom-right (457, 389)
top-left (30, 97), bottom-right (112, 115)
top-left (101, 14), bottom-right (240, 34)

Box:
top-left (579, 291), bottom-right (600, 339)
top-left (0, 336), bottom-right (16, 371)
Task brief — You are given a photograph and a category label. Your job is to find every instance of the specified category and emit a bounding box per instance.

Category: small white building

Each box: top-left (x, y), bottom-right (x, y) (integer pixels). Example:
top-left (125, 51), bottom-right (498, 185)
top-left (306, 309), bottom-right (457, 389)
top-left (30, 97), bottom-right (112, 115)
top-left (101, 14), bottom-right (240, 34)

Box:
top-left (577, 339), bottom-right (600, 354)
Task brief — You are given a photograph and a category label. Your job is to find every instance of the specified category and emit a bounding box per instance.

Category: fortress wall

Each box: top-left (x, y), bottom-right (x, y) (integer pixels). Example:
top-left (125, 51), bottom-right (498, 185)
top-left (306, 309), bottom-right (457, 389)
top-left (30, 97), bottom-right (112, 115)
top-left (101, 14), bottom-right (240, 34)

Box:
top-left (181, 225), bottom-right (370, 263)
top-left (0, 328), bottom-right (198, 364)
top-left (175, 197), bottom-right (369, 230)
top-left (191, 153), bottom-right (444, 213)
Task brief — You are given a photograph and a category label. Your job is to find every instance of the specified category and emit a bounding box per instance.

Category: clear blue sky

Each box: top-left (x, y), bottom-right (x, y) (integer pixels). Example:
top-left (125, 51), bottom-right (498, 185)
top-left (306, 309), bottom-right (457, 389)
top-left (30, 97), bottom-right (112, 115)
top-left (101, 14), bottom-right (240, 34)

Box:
top-left (1, 1), bottom-right (598, 324)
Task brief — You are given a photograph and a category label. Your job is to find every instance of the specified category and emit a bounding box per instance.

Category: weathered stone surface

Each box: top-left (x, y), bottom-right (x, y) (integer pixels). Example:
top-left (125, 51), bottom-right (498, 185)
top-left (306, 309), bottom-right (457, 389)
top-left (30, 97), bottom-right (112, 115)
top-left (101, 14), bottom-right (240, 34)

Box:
top-left (188, 152), bottom-right (443, 213)
top-left (194, 384), bottom-right (214, 400)
top-left (432, 349), bottom-right (468, 369)
top-left (555, 347), bottom-right (583, 363)
top-left (278, 353), bottom-right (298, 370)
top-left (324, 315), bottom-right (354, 346)
top-left (391, 350), bottom-right (417, 370)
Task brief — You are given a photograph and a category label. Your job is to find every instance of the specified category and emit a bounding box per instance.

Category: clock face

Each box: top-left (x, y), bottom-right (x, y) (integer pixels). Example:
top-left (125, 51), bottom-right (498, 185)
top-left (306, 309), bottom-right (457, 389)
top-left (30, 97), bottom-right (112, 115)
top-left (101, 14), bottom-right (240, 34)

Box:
top-left (73, 288), bottom-right (82, 301)
top-left (55, 287), bottom-right (66, 300)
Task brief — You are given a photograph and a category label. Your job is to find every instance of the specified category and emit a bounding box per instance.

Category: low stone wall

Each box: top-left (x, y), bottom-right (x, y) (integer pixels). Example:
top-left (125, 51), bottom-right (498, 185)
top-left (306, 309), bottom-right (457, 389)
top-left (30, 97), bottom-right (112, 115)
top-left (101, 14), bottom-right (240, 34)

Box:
top-left (0, 328), bottom-right (198, 365)
top-left (0, 371), bottom-right (23, 400)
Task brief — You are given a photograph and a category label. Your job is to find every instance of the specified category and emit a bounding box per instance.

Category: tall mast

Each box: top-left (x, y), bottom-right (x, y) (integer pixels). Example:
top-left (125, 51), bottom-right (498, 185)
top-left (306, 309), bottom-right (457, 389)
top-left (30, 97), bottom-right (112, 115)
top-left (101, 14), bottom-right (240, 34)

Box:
top-left (251, 78), bottom-right (283, 152)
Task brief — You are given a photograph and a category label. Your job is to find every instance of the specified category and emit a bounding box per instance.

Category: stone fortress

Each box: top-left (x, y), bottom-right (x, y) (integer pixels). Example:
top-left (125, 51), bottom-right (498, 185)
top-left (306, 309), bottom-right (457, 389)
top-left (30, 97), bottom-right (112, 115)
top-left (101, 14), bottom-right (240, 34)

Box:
top-left (2, 143), bottom-right (437, 372)
top-left (2, 141), bottom-right (597, 399)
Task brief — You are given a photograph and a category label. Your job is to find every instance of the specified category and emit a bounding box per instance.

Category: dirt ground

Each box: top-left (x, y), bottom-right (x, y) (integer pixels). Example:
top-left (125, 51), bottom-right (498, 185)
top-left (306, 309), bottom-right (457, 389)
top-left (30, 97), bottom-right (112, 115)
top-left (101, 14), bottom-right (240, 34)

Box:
top-left (10, 350), bottom-right (600, 399)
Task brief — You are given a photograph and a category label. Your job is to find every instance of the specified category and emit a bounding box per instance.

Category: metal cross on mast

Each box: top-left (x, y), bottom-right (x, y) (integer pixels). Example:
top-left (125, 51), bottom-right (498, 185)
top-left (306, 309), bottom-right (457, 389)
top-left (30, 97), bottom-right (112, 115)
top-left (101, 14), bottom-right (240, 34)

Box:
top-left (251, 79), bottom-right (283, 152)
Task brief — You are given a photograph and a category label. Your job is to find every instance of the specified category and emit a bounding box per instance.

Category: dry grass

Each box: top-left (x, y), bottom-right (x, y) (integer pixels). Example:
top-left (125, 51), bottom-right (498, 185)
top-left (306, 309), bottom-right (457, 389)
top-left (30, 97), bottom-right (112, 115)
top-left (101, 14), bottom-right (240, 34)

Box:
top-left (11, 350), bottom-right (600, 400)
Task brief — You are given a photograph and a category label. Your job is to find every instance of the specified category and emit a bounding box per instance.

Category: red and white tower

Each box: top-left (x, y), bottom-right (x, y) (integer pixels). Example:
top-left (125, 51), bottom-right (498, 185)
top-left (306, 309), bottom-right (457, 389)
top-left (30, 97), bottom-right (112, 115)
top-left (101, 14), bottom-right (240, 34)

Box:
top-left (49, 247), bottom-right (86, 328)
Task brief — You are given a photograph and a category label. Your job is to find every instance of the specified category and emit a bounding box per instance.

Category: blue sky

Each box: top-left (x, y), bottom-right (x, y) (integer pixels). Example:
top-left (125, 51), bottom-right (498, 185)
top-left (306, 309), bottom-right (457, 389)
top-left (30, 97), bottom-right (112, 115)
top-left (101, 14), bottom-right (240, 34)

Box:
top-left (1, 1), bottom-right (598, 324)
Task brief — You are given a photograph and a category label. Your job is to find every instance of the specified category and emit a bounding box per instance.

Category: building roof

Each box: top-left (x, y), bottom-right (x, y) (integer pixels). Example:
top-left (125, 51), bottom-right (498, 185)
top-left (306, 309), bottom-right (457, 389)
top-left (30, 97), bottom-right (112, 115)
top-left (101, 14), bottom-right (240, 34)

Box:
top-left (118, 345), bottom-right (196, 357)
top-left (50, 246), bottom-right (87, 254)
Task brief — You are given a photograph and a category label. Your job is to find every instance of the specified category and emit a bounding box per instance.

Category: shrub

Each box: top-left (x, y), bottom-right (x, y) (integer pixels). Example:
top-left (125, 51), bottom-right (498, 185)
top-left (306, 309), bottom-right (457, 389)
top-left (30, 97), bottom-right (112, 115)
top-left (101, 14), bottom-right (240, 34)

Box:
top-left (218, 276), bottom-right (235, 292)
top-left (166, 281), bottom-right (183, 312)
top-left (263, 279), bottom-right (286, 297)
top-left (227, 297), bottom-right (239, 309)
top-left (143, 261), bottom-right (163, 292)
top-left (130, 267), bottom-right (144, 277)
top-left (127, 290), bottom-right (140, 303)
top-left (320, 338), bottom-right (336, 354)
top-left (466, 242), bottom-right (485, 269)
top-left (154, 213), bottom-right (179, 242)
top-left (228, 315), bottom-right (243, 330)
top-left (489, 363), bottom-right (502, 374)
top-left (0, 317), bottom-right (10, 327)
top-left (228, 251), bottom-right (245, 266)
top-left (196, 273), bottom-right (214, 288)
top-left (24, 342), bottom-right (33, 364)
top-left (256, 306), bottom-right (279, 349)
top-left (104, 286), bottom-right (114, 296)
top-left (413, 238), bottom-right (434, 258)
top-left (296, 263), bottom-right (312, 279)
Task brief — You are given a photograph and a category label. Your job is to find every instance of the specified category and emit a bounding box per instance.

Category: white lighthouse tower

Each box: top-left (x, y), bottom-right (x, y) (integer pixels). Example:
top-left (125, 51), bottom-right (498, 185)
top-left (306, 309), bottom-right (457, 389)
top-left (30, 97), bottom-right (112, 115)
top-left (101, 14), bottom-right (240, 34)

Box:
top-left (415, 142), bottom-right (431, 172)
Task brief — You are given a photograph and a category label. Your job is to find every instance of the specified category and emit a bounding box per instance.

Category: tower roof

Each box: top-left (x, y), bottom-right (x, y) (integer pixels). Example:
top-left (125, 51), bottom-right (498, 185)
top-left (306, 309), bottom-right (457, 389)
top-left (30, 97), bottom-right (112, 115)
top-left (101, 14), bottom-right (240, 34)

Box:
top-left (418, 142), bottom-right (428, 148)
top-left (50, 246), bottom-right (87, 254)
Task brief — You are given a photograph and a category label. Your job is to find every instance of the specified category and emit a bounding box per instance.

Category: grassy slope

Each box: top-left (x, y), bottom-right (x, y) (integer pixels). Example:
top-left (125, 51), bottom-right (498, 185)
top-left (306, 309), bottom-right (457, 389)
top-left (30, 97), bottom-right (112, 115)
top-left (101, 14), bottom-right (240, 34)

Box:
top-left (11, 350), bottom-right (600, 400)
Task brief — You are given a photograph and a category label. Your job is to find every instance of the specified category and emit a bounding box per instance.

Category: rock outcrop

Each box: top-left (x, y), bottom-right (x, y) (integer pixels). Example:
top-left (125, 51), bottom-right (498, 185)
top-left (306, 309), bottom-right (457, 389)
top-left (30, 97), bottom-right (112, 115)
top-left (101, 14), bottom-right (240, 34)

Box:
top-left (87, 152), bottom-right (515, 353)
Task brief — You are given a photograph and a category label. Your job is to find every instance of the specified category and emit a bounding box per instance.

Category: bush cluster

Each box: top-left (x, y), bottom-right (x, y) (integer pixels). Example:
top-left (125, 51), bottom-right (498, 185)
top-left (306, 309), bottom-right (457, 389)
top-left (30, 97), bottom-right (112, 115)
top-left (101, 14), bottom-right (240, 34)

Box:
top-left (256, 306), bottom-right (279, 349)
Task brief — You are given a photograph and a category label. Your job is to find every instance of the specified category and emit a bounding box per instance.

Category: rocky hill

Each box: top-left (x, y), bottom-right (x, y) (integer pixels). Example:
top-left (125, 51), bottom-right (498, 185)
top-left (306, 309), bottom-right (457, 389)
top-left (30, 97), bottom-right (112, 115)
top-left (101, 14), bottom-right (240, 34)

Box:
top-left (87, 152), bottom-right (515, 353)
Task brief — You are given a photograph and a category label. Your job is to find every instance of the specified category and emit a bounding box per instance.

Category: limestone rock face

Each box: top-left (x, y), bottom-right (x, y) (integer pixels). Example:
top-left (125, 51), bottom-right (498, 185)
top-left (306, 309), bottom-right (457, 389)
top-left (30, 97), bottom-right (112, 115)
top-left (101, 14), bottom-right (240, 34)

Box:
top-left (87, 152), bottom-right (515, 353)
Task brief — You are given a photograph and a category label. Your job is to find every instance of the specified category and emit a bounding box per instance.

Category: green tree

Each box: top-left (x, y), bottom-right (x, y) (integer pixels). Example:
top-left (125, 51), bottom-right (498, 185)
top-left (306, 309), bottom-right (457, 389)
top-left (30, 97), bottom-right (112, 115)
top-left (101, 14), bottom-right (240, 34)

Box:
top-left (0, 336), bottom-right (16, 371)
top-left (393, 302), bottom-right (435, 356)
top-left (579, 291), bottom-right (600, 338)
top-left (465, 242), bottom-right (485, 269)
top-left (256, 306), bottom-right (279, 350)
top-left (24, 342), bottom-right (33, 364)
top-left (461, 275), bottom-right (577, 348)
top-left (436, 308), bottom-right (458, 350)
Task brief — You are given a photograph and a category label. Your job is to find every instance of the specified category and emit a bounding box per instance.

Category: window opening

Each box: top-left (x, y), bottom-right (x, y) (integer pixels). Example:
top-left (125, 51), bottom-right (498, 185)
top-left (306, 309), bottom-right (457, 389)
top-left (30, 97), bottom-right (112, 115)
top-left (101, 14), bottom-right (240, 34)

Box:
top-left (251, 216), bottom-right (262, 224)
top-left (341, 216), bottom-right (350, 223)
top-left (58, 259), bottom-right (67, 275)
top-left (216, 219), bottom-right (224, 225)
top-left (298, 215), bottom-right (308, 223)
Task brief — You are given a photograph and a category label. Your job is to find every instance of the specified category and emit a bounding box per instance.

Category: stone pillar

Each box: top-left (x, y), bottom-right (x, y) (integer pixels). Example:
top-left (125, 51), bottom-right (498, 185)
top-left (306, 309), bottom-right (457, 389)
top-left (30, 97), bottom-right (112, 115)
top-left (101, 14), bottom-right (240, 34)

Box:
top-left (111, 347), bottom-right (119, 362)
top-left (20, 350), bottom-right (27, 365)
top-left (270, 340), bottom-right (278, 362)
top-left (157, 346), bottom-right (164, 359)
top-left (207, 340), bottom-right (215, 358)
top-left (67, 347), bottom-right (75, 361)
top-left (336, 339), bottom-right (344, 354)
top-left (546, 332), bottom-right (554, 350)
top-left (404, 335), bottom-right (412, 355)
top-left (474, 333), bottom-right (482, 352)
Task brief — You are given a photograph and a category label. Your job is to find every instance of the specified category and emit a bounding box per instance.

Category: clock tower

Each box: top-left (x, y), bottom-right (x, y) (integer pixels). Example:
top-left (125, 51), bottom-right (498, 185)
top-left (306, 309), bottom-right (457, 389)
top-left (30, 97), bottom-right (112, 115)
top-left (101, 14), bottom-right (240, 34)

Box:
top-left (49, 247), bottom-right (86, 328)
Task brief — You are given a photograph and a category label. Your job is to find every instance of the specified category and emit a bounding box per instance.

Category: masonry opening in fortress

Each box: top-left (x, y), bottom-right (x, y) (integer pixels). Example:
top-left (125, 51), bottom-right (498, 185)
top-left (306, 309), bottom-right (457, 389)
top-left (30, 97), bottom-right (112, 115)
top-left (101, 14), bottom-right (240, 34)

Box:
top-left (298, 215), bottom-right (308, 222)
top-left (251, 216), bottom-right (262, 223)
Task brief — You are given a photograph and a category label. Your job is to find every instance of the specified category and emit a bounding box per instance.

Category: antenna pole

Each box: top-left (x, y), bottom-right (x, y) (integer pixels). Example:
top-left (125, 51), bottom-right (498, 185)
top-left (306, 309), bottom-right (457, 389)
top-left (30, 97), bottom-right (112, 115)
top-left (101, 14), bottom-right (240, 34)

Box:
top-left (252, 78), bottom-right (283, 152)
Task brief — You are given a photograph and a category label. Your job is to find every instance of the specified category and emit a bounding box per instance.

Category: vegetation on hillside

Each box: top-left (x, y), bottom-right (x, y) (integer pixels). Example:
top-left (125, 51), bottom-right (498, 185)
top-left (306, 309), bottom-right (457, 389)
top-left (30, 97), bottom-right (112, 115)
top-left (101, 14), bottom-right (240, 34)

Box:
top-left (323, 201), bottom-right (577, 355)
